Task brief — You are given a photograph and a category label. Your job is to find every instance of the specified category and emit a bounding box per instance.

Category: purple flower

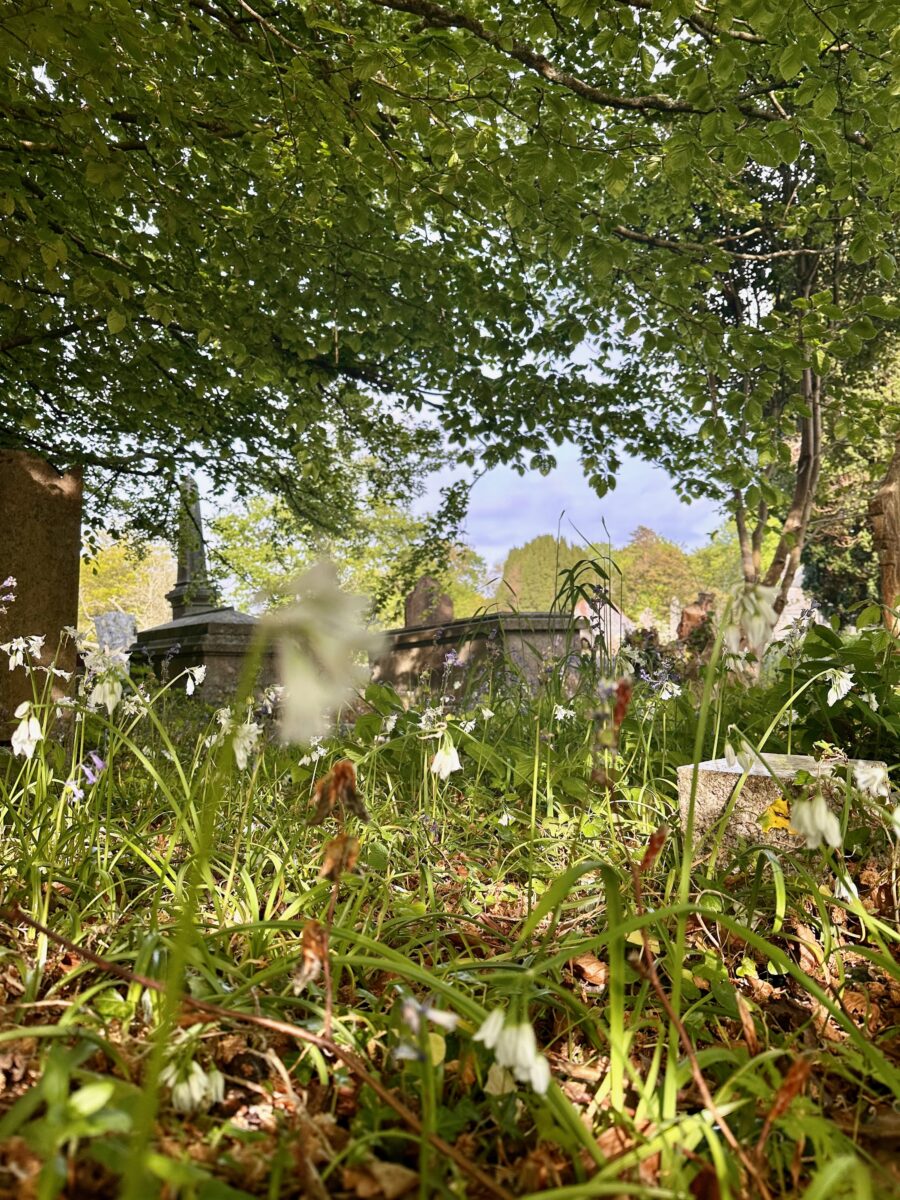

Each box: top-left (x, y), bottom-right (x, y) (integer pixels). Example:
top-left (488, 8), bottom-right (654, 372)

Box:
top-left (81, 750), bottom-right (107, 785)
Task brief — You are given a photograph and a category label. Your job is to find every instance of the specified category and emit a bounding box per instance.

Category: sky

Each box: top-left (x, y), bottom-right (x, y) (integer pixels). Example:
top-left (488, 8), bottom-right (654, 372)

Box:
top-left (418, 441), bottom-right (725, 570)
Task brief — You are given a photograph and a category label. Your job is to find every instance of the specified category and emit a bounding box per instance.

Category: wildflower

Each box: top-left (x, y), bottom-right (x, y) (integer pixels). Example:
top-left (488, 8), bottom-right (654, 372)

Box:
top-left (862, 691), bottom-right (879, 712)
top-left (825, 669), bottom-right (854, 707)
top-left (431, 738), bottom-right (462, 781)
top-left (724, 583), bottom-right (779, 657)
top-left (724, 733), bottom-right (754, 773)
top-left (261, 561), bottom-right (384, 745)
top-left (381, 712), bottom-right (398, 736)
top-left (497, 811), bottom-right (514, 826)
top-left (459, 718), bottom-right (476, 734)
top-left (82, 751), bottom-right (107, 786)
top-left (657, 681), bottom-right (681, 701)
top-left (553, 705), bottom-right (575, 722)
top-left (474, 1009), bottom-right (550, 1095)
top-left (160, 1060), bottom-right (225, 1114)
top-left (833, 875), bottom-right (858, 903)
top-left (419, 705), bottom-right (444, 732)
top-left (232, 720), bottom-right (261, 770)
top-left (88, 676), bottom-right (123, 716)
top-left (791, 793), bottom-right (842, 850)
top-left (401, 995), bottom-right (459, 1036)
top-left (63, 779), bottom-right (84, 802)
top-left (185, 665), bottom-right (206, 696)
top-left (1, 634), bottom-right (45, 670)
top-left (11, 701), bottom-right (42, 759)
top-left (481, 707), bottom-right (494, 721)
top-left (853, 761), bottom-right (890, 799)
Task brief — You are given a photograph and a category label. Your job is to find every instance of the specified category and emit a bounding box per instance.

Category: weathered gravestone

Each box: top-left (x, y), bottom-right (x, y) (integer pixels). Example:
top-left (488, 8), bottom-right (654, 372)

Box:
top-left (404, 576), bottom-right (454, 628)
top-left (0, 451), bottom-right (82, 738)
top-left (94, 611), bottom-right (138, 652)
top-left (677, 753), bottom-right (888, 851)
top-left (133, 475), bottom-right (275, 698)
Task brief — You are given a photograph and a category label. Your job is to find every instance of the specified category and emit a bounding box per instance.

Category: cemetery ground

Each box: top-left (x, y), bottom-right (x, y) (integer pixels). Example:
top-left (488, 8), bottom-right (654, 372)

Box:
top-left (1, 620), bottom-right (900, 1200)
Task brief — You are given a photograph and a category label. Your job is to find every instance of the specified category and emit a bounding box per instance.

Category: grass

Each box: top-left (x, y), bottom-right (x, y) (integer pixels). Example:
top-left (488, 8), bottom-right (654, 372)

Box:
top-left (0, 624), bottom-right (898, 1200)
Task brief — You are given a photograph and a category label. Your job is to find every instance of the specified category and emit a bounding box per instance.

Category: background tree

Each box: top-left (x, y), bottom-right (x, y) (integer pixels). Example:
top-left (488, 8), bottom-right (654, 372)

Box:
top-left (3, 0), bottom-right (898, 591)
top-left (208, 494), bottom-right (491, 625)
top-left (78, 538), bottom-right (175, 630)
top-left (802, 351), bottom-right (900, 616)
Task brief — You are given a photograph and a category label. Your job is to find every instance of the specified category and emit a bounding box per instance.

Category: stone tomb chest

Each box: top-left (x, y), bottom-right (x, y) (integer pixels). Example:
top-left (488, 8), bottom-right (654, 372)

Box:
top-left (677, 753), bottom-right (888, 850)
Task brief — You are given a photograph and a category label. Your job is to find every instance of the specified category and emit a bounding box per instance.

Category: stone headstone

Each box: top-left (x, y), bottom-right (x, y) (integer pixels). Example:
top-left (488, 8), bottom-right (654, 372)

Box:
top-left (94, 610), bottom-right (138, 652)
top-left (677, 753), bottom-right (887, 850)
top-left (0, 451), bottom-right (82, 737)
top-left (638, 607), bottom-right (655, 630)
top-left (165, 475), bottom-right (217, 620)
top-left (404, 576), bottom-right (453, 628)
top-left (677, 592), bottom-right (715, 641)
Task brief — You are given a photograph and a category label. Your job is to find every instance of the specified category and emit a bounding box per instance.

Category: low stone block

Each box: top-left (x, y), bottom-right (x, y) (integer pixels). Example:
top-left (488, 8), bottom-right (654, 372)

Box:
top-left (677, 753), bottom-right (887, 849)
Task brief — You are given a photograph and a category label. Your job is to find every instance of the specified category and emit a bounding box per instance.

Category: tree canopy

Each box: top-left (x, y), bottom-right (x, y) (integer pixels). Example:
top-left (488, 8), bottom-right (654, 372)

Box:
top-left (3, 0), bottom-right (898, 568)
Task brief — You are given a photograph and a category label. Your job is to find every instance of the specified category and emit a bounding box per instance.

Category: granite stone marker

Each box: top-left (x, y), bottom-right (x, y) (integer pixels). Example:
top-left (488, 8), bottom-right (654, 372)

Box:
top-left (94, 610), bottom-right (138, 652)
top-left (0, 451), bottom-right (82, 737)
top-left (404, 576), bottom-right (453, 628)
top-left (677, 753), bottom-right (888, 850)
top-left (166, 475), bottom-right (217, 619)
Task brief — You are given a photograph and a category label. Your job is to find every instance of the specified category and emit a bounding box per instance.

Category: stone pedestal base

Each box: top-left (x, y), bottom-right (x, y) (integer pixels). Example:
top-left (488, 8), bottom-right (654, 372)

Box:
top-left (677, 754), bottom-right (888, 849)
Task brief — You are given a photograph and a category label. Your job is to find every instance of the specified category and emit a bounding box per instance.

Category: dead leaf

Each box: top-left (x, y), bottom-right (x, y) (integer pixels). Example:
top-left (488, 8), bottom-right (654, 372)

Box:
top-left (292, 920), bottom-right (327, 993)
top-left (570, 953), bottom-right (609, 991)
top-left (319, 834), bottom-right (360, 881)
top-left (343, 1159), bottom-right (418, 1199)
top-left (638, 824), bottom-right (668, 873)
top-left (735, 992), bottom-right (759, 1056)
top-left (311, 759), bottom-right (368, 825)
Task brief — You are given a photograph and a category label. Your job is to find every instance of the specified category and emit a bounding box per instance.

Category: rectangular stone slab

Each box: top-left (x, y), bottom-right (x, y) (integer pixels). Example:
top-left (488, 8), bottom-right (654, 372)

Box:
top-left (677, 754), bottom-right (887, 849)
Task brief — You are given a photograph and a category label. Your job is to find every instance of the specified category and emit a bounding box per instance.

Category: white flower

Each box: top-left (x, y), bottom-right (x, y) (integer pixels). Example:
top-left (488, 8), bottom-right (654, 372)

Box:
top-left (481, 707), bottom-right (494, 721)
top-left (725, 583), bottom-right (779, 657)
top-left (419, 705), bottom-right (444, 731)
top-left (11, 701), bottom-right (42, 759)
top-left (473, 1010), bottom-right (550, 1095)
top-left (833, 875), bottom-right (858, 903)
top-left (401, 996), bottom-right (459, 1035)
top-left (161, 1060), bottom-right (224, 1113)
top-left (553, 705), bottom-right (575, 722)
top-left (862, 692), bottom-right (879, 712)
top-left (459, 718), bottom-right (476, 734)
top-left (381, 712), bottom-right (398, 736)
top-left (657, 681), bottom-right (681, 701)
top-left (1, 635), bottom-right (45, 671)
top-left (185, 665), bottom-right (206, 696)
top-left (88, 677), bottom-right (122, 716)
top-left (853, 762), bottom-right (890, 799)
top-left (825, 669), bottom-right (854, 707)
top-left (724, 733), bottom-right (753, 772)
top-left (261, 561), bottom-right (384, 746)
top-left (473, 1009), bottom-right (505, 1051)
top-left (431, 739), bottom-right (462, 781)
top-left (232, 720), bottom-right (261, 770)
top-left (497, 812), bottom-right (514, 826)
top-left (791, 793), bottom-right (842, 850)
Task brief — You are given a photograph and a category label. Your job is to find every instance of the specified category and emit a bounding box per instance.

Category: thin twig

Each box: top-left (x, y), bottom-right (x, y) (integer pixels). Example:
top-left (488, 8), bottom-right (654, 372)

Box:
top-left (4, 906), bottom-right (513, 1200)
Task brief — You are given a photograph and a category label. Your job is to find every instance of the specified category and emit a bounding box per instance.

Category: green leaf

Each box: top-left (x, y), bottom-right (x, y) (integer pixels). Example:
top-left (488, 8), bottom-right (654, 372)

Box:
top-left (779, 43), bottom-right (805, 81)
top-left (107, 309), bottom-right (126, 334)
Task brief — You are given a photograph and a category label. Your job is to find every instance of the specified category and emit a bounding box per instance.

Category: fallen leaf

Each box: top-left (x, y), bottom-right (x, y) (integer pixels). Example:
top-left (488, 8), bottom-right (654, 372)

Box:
top-left (570, 953), bottom-right (609, 990)
top-left (292, 919), bottom-right (327, 993)
top-left (319, 834), bottom-right (360, 881)
top-left (343, 1159), bottom-right (418, 1199)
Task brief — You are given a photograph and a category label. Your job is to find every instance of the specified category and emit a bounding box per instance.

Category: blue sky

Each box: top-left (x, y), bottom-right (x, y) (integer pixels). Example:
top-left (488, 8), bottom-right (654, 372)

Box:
top-left (419, 441), bottom-right (724, 570)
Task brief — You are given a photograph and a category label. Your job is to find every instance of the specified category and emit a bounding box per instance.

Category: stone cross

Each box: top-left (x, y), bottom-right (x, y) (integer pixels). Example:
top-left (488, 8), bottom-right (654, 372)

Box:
top-left (404, 576), bottom-right (453, 628)
top-left (165, 475), bottom-right (217, 620)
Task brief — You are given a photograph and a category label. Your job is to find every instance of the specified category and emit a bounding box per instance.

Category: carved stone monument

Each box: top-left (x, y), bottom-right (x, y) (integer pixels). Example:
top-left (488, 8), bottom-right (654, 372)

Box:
top-left (133, 476), bottom-right (274, 698)
top-left (404, 576), bottom-right (454, 628)
top-left (0, 451), bottom-right (82, 738)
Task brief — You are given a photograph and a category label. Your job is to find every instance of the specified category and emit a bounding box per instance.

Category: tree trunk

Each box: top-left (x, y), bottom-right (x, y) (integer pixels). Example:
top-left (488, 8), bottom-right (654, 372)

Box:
top-left (869, 432), bottom-right (900, 633)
